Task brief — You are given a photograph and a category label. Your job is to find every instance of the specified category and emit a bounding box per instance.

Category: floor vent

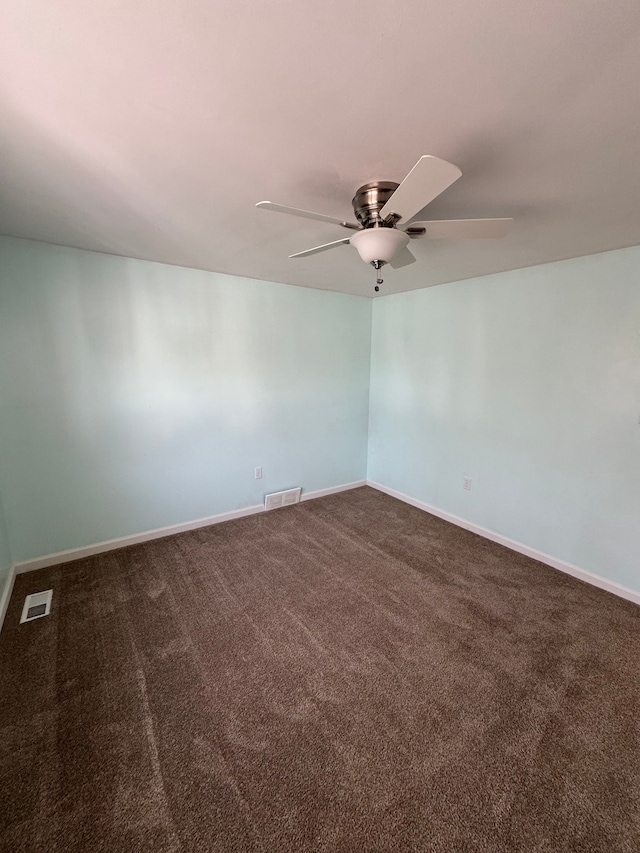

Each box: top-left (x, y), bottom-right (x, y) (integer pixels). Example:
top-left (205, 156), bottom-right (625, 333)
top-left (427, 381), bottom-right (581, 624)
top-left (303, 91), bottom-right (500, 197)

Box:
top-left (20, 590), bottom-right (53, 624)
top-left (264, 487), bottom-right (302, 511)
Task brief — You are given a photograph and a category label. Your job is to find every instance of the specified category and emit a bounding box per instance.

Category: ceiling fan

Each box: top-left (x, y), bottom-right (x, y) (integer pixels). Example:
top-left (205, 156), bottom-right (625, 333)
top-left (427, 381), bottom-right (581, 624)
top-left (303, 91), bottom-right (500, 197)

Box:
top-left (256, 155), bottom-right (512, 291)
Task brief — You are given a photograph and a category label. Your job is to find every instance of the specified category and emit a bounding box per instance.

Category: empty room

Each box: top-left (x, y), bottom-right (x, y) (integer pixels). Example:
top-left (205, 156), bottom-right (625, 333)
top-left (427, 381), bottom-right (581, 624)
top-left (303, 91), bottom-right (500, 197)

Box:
top-left (1, 1), bottom-right (639, 851)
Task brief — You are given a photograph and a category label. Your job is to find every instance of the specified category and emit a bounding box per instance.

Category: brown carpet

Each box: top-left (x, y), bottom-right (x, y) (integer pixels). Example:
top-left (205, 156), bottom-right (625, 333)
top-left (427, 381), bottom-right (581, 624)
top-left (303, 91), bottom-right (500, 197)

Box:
top-left (1, 486), bottom-right (639, 852)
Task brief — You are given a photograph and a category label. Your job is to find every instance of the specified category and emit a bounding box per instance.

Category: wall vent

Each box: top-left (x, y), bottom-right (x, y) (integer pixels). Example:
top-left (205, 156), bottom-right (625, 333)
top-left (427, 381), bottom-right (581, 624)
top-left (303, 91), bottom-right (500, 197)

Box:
top-left (20, 590), bottom-right (53, 624)
top-left (264, 487), bottom-right (302, 511)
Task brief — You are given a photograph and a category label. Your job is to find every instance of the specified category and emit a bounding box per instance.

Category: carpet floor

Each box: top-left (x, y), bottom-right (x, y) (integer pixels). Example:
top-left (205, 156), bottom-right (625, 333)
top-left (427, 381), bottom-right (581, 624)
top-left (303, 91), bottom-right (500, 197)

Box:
top-left (1, 486), bottom-right (638, 852)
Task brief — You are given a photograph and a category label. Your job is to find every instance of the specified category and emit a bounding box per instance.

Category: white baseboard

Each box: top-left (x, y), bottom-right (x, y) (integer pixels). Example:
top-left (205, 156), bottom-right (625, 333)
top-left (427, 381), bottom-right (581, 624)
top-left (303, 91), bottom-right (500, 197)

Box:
top-left (367, 480), bottom-right (640, 607)
top-left (12, 475), bottom-right (633, 626)
top-left (13, 504), bottom-right (265, 575)
top-left (0, 564), bottom-right (17, 633)
top-left (11, 480), bottom-right (366, 578)
top-left (301, 480), bottom-right (366, 502)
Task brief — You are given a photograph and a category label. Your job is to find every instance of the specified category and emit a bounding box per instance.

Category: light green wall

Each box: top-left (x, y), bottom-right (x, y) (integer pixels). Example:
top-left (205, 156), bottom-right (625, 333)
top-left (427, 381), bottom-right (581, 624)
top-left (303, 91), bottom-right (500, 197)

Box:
top-left (0, 237), bottom-right (371, 563)
top-left (1, 236), bottom-right (639, 597)
top-left (368, 246), bottom-right (640, 593)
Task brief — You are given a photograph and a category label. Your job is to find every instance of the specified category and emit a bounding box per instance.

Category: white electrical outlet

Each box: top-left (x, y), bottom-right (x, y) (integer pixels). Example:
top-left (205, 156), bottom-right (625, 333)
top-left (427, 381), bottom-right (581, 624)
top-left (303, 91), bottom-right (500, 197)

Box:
top-left (255, 467), bottom-right (263, 480)
top-left (463, 476), bottom-right (472, 491)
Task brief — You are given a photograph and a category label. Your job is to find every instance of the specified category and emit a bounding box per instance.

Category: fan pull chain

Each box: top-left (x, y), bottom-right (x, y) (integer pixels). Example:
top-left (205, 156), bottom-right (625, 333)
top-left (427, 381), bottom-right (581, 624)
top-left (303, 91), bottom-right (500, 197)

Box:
top-left (373, 260), bottom-right (383, 292)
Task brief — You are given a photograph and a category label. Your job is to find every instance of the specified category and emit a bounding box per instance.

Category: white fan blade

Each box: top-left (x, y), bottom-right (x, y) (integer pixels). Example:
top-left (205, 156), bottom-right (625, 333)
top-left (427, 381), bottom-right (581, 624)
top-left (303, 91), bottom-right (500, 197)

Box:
top-left (410, 218), bottom-right (513, 238)
top-left (289, 237), bottom-right (351, 258)
top-left (256, 201), bottom-right (358, 230)
top-left (389, 246), bottom-right (416, 269)
top-left (379, 156), bottom-right (462, 223)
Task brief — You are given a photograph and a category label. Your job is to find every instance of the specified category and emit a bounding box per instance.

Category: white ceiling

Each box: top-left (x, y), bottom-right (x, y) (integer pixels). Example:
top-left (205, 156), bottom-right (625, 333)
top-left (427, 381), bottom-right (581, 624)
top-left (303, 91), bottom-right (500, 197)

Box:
top-left (1, 1), bottom-right (640, 298)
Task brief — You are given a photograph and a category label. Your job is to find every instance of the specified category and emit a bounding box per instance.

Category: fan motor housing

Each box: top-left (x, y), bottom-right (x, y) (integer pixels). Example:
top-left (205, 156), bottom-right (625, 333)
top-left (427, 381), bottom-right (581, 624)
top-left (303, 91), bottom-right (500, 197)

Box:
top-left (351, 181), bottom-right (399, 228)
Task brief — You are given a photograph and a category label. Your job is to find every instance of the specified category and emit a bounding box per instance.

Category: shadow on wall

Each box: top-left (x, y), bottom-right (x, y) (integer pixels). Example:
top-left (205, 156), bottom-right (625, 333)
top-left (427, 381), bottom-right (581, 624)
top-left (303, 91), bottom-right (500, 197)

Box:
top-left (0, 250), bottom-right (271, 535)
top-left (0, 234), bottom-right (372, 559)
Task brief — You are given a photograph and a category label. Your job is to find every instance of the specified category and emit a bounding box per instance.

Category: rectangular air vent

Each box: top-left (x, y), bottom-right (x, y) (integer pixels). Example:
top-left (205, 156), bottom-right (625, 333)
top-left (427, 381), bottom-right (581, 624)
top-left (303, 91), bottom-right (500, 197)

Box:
top-left (20, 590), bottom-right (53, 624)
top-left (264, 487), bottom-right (302, 511)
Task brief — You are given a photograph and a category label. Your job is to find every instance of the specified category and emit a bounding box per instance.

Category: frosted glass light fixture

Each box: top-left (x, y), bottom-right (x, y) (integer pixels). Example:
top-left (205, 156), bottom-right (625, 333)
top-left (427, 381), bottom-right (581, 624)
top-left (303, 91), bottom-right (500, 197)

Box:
top-left (349, 228), bottom-right (409, 265)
